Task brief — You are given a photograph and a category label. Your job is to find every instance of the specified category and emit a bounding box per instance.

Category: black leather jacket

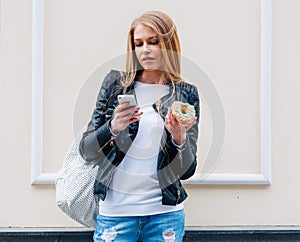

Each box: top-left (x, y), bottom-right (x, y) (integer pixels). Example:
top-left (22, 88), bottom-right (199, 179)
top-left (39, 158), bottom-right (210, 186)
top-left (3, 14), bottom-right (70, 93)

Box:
top-left (79, 70), bottom-right (200, 206)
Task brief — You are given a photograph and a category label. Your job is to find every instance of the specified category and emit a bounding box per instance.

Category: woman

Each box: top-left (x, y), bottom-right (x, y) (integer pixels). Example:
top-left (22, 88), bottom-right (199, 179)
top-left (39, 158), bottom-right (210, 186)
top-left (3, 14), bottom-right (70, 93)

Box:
top-left (79, 10), bottom-right (200, 242)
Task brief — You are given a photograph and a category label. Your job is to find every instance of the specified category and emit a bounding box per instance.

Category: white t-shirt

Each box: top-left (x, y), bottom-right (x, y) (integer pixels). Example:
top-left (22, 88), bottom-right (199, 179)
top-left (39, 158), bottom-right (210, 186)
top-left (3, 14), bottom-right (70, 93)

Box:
top-left (99, 81), bottom-right (184, 216)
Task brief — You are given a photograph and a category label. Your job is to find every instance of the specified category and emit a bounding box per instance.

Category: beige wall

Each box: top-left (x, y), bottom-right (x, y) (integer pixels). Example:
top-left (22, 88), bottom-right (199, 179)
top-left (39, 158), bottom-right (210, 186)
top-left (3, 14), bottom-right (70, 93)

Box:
top-left (1, 0), bottom-right (300, 227)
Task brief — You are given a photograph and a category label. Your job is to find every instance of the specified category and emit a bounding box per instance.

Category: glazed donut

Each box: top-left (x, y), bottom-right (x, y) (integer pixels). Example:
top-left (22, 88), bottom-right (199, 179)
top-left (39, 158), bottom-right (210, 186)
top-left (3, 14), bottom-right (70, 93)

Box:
top-left (171, 101), bottom-right (196, 124)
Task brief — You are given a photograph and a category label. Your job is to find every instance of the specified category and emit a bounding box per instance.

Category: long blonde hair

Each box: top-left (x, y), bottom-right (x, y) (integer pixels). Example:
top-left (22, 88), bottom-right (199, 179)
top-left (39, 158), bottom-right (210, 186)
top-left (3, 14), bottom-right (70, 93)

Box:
top-left (122, 11), bottom-right (182, 87)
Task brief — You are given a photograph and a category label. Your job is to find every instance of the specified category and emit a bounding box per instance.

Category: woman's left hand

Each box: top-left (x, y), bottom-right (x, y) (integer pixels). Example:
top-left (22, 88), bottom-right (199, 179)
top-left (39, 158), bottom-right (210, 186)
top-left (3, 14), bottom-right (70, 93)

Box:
top-left (165, 107), bottom-right (196, 146)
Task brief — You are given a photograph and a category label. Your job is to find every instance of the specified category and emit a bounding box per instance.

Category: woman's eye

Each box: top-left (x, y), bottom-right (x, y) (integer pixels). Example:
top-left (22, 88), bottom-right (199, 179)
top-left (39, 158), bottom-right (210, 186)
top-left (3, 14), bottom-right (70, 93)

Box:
top-left (150, 40), bottom-right (159, 45)
top-left (134, 43), bottom-right (142, 47)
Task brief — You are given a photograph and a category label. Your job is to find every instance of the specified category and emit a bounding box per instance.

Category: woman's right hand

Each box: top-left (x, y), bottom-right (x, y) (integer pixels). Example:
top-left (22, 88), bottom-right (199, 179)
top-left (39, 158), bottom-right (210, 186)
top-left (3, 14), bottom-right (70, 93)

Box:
top-left (110, 103), bottom-right (143, 134)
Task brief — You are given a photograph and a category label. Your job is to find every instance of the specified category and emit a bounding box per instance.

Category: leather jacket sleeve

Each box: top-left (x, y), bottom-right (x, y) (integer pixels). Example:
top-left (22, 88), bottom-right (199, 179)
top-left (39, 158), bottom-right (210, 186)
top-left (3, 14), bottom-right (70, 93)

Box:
top-left (79, 70), bottom-right (120, 163)
top-left (165, 84), bottom-right (200, 181)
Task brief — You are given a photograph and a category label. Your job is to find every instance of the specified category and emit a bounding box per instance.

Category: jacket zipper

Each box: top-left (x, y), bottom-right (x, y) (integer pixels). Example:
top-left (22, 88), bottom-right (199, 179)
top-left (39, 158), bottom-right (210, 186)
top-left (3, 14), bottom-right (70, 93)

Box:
top-left (176, 181), bottom-right (180, 205)
top-left (97, 135), bottom-right (115, 153)
top-left (178, 149), bottom-right (183, 168)
top-left (96, 135), bottom-right (117, 194)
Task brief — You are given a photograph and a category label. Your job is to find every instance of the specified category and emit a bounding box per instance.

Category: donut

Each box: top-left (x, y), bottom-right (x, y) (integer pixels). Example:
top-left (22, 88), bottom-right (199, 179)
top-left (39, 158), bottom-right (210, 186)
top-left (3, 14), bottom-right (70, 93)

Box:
top-left (171, 101), bottom-right (196, 124)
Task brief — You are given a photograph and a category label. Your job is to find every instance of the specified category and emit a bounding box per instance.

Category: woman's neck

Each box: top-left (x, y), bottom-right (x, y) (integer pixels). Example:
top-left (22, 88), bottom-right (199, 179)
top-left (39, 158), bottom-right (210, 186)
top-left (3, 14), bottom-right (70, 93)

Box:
top-left (138, 70), bottom-right (163, 84)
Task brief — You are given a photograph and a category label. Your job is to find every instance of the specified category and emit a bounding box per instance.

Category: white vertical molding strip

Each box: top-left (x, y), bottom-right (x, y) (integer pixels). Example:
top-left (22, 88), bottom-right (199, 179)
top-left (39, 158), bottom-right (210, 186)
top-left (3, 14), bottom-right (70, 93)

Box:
top-left (31, 0), bottom-right (272, 185)
top-left (31, 0), bottom-right (44, 184)
top-left (31, 0), bottom-right (56, 184)
top-left (260, 0), bottom-right (272, 184)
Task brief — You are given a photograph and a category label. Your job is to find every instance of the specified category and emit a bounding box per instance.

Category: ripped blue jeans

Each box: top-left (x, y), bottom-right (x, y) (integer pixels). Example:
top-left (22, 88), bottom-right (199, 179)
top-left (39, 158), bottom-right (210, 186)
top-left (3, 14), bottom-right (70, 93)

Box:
top-left (93, 209), bottom-right (185, 242)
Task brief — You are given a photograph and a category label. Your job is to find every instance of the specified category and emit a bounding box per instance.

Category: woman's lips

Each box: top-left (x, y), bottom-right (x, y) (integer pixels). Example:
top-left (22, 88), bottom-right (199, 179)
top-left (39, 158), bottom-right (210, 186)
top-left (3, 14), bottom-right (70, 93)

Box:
top-left (142, 57), bottom-right (155, 62)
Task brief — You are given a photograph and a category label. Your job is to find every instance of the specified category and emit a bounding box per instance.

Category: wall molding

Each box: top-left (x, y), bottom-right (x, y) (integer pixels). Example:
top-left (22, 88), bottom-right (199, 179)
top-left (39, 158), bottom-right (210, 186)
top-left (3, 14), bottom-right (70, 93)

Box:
top-left (2, 227), bottom-right (300, 241)
top-left (31, 0), bottom-right (272, 185)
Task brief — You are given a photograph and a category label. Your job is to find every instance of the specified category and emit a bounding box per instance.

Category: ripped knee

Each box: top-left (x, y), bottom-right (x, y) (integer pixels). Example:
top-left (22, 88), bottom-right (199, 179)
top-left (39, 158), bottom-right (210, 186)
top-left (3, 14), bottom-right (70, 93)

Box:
top-left (162, 229), bottom-right (176, 242)
top-left (100, 227), bottom-right (117, 242)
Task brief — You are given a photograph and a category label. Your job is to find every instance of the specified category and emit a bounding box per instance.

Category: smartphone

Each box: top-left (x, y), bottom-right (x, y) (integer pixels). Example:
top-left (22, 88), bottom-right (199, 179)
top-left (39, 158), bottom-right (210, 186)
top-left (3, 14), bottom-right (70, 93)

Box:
top-left (117, 95), bottom-right (137, 107)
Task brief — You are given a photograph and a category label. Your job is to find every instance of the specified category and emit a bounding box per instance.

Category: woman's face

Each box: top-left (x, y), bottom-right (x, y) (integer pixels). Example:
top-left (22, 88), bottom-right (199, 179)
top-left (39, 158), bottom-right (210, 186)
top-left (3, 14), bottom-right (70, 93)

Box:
top-left (133, 24), bottom-right (163, 71)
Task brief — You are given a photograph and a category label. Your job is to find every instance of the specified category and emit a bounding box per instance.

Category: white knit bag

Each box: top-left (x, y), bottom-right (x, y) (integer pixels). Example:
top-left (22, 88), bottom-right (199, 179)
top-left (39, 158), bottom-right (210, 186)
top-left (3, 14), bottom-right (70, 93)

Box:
top-left (55, 128), bottom-right (99, 228)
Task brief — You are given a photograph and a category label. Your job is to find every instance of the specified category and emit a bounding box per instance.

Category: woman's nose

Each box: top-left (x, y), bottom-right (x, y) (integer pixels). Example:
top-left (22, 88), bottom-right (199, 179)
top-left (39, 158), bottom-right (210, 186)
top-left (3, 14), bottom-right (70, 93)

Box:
top-left (142, 42), bottom-right (150, 53)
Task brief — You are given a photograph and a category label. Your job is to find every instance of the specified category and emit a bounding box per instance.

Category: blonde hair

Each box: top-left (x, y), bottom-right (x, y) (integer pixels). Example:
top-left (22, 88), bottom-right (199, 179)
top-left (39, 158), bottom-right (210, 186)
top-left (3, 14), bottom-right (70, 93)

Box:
top-left (122, 11), bottom-right (182, 87)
